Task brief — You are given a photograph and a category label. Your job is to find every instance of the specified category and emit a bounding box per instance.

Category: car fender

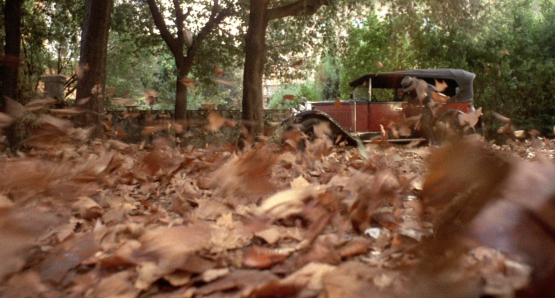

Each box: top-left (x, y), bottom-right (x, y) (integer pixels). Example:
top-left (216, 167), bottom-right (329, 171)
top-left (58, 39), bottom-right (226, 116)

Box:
top-left (282, 110), bottom-right (358, 146)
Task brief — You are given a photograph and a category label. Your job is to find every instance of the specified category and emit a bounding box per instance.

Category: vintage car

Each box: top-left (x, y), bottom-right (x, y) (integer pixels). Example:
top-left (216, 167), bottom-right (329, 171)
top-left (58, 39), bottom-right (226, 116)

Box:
top-left (283, 69), bottom-right (480, 145)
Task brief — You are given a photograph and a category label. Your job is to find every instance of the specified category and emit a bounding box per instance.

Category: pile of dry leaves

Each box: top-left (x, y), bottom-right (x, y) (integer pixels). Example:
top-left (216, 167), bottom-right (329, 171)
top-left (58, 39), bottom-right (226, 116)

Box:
top-left (1, 103), bottom-right (555, 298)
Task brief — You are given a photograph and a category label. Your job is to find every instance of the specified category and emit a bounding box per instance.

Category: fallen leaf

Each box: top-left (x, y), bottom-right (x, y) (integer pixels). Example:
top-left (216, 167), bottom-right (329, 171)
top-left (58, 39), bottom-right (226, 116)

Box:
top-left (283, 94), bottom-right (295, 101)
top-left (243, 246), bottom-right (288, 269)
top-left (0, 208), bottom-right (60, 280)
top-left (212, 78), bottom-right (234, 87)
top-left (280, 262), bottom-right (337, 297)
top-left (434, 79), bottom-right (449, 93)
top-left (49, 108), bottom-right (86, 116)
top-left (0, 112), bottom-right (14, 128)
top-left (334, 99), bottom-right (342, 110)
top-left (291, 59), bottom-right (305, 67)
top-left (458, 107), bottom-right (482, 127)
top-left (205, 112), bottom-right (226, 132)
top-left (76, 97), bottom-right (91, 105)
top-left (213, 66), bottom-right (224, 77)
top-left (111, 98), bottom-right (136, 106)
top-left (179, 77), bottom-right (195, 91)
top-left (26, 98), bottom-right (58, 110)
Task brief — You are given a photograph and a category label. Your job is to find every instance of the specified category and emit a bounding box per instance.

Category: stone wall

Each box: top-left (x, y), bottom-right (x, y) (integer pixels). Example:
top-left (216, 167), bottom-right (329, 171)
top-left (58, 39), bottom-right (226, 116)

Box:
top-left (109, 109), bottom-right (292, 147)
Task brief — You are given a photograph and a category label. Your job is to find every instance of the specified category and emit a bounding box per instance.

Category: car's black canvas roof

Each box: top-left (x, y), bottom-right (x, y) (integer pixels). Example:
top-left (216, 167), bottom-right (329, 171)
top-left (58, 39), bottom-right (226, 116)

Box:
top-left (349, 69), bottom-right (475, 102)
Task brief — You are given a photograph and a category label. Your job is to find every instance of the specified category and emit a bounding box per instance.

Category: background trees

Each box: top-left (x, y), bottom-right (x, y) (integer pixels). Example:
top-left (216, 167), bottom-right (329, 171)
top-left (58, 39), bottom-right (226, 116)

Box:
top-left (0, 0), bottom-right (554, 140)
top-left (145, 0), bottom-right (237, 120)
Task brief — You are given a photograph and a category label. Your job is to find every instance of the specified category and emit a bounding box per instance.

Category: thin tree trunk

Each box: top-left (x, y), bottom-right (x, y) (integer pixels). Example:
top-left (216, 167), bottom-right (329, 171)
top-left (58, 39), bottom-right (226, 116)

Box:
top-left (75, 0), bottom-right (113, 137)
top-left (242, 0), bottom-right (270, 136)
top-left (241, 0), bottom-right (329, 137)
top-left (175, 68), bottom-right (188, 120)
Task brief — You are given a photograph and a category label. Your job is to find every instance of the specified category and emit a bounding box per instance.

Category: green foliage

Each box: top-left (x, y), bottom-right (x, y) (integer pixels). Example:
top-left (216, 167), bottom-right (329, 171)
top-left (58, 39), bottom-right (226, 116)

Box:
top-left (339, 10), bottom-right (415, 97)
top-left (17, 0), bottom-right (84, 99)
top-left (338, 0), bottom-right (555, 138)
top-left (315, 56), bottom-right (341, 101)
top-left (268, 81), bottom-right (319, 109)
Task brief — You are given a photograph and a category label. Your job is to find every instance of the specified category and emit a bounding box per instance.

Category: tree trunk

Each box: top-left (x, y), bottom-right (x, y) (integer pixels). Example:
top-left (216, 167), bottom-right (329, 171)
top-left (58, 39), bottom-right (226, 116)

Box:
top-left (175, 69), bottom-right (188, 120)
top-left (242, 0), bottom-right (270, 136)
top-left (0, 0), bottom-right (22, 105)
top-left (75, 0), bottom-right (113, 137)
top-left (174, 53), bottom-right (190, 121)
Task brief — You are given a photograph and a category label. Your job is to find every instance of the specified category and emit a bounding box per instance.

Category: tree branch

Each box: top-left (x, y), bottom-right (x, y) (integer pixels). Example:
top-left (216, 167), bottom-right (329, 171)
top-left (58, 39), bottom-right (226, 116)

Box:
top-left (182, 0), bottom-right (232, 73)
top-left (146, 0), bottom-right (181, 56)
top-left (173, 0), bottom-right (192, 47)
top-left (267, 0), bottom-right (330, 21)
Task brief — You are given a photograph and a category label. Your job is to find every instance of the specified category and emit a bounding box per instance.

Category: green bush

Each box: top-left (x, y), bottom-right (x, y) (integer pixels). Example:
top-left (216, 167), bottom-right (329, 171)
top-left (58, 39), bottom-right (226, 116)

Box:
top-left (268, 81), bottom-right (320, 109)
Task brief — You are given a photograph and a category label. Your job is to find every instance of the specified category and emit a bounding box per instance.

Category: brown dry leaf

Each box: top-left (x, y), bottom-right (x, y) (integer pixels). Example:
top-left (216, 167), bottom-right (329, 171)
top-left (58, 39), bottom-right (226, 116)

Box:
top-left (376, 61), bottom-right (384, 68)
top-left (3, 271), bottom-right (49, 298)
top-left (49, 108), bottom-right (86, 116)
top-left (163, 271), bottom-right (192, 287)
top-left (136, 223), bottom-right (211, 273)
top-left (337, 237), bottom-right (371, 258)
top-left (205, 112), bottom-right (226, 132)
top-left (280, 262), bottom-right (337, 298)
top-left (212, 147), bottom-right (277, 199)
top-left (201, 268), bottom-right (230, 283)
top-left (93, 271), bottom-right (139, 298)
top-left (322, 261), bottom-right (394, 298)
top-left (179, 77), bottom-right (195, 91)
top-left (434, 79), bottom-right (449, 92)
top-left (76, 96), bottom-right (91, 105)
top-left (3, 96), bottom-right (27, 118)
top-left (195, 269), bottom-right (279, 296)
top-left (213, 66), bottom-right (224, 77)
top-left (144, 89), bottom-right (160, 105)
top-left (283, 94), bottom-right (295, 101)
top-left (183, 26), bottom-right (193, 46)
top-left (254, 227), bottom-right (283, 245)
top-left (26, 98), bottom-right (58, 110)
top-left (430, 91), bottom-right (450, 103)
top-left (135, 262), bottom-right (161, 291)
top-left (0, 208), bottom-right (60, 280)
top-left (0, 112), bottom-right (14, 128)
top-left (458, 107), bottom-right (482, 127)
top-left (39, 232), bottom-right (98, 284)
top-left (492, 111), bottom-right (511, 124)
top-left (313, 121), bottom-right (331, 139)
top-left (71, 196), bottom-right (103, 220)
top-left (213, 78), bottom-right (234, 87)
top-left (37, 113), bottom-right (73, 130)
top-left (334, 99), bottom-right (342, 110)
top-left (257, 187), bottom-right (313, 219)
top-left (291, 175), bottom-right (310, 189)
top-left (112, 97), bottom-right (136, 106)
top-left (91, 84), bottom-right (102, 95)
top-left (291, 59), bottom-right (305, 67)
top-left (75, 63), bottom-right (89, 79)
top-left (243, 246), bottom-right (289, 269)
top-left (282, 127), bottom-right (303, 150)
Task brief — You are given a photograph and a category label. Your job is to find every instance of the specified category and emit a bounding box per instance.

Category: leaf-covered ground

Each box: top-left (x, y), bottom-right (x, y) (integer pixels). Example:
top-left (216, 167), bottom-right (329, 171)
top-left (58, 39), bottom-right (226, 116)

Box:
top-left (1, 110), bottom-right (555, 297)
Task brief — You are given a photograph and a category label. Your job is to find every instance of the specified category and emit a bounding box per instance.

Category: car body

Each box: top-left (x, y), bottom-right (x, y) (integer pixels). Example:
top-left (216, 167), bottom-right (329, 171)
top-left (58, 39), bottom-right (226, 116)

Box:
top-left (283, 69), bottom-right (479, 145)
